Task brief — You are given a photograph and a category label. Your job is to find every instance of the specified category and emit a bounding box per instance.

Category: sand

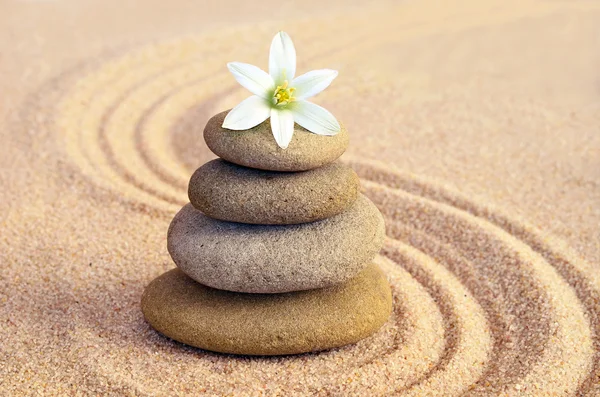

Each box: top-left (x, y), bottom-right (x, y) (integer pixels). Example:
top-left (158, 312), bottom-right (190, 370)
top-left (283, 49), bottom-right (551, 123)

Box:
top-left (1, 0), bottom-right (599, 395)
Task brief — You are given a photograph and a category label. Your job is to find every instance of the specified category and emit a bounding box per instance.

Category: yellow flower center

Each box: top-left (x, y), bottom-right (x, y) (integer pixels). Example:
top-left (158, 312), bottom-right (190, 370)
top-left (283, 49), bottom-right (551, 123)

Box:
top-left (272, 80), bottom-right (296, 107)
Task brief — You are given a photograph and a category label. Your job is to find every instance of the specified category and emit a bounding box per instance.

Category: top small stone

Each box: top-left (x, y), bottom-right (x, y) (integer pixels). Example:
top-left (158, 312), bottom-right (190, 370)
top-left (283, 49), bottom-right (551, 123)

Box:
top-left (204, 110), bottom-right (349, 172)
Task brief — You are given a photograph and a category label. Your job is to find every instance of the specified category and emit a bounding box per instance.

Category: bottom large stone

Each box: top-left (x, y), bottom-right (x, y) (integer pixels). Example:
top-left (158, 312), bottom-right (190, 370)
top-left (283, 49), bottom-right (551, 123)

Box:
top-left (141, 263), bottom-right (392, 356)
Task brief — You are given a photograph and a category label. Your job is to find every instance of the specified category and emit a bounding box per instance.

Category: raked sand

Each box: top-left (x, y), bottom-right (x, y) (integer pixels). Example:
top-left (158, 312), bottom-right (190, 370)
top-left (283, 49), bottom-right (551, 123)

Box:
top-left (1, 0), bottom-right (599, 395)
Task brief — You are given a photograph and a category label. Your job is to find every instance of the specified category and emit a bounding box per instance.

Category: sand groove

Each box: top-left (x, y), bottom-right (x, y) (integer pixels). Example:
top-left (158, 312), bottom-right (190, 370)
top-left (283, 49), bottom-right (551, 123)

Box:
top-left (42, 21), bottom-right (600, 396)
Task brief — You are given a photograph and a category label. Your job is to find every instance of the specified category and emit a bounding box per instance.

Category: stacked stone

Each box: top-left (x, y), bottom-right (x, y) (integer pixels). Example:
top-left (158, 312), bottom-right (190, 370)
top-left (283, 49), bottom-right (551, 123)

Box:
top-left (142, 110), bottom-right (392, 356)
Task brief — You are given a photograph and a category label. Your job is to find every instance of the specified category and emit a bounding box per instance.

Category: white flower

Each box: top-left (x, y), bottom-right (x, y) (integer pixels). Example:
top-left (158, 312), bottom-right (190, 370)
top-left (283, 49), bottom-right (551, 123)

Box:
top-left (222, 31), bottom-right (341, 149)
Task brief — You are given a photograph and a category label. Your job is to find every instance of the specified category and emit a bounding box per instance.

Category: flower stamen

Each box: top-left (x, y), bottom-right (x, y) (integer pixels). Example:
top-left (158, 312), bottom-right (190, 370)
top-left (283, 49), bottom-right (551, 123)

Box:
top-left (273, 80), bottom-right (296, 107)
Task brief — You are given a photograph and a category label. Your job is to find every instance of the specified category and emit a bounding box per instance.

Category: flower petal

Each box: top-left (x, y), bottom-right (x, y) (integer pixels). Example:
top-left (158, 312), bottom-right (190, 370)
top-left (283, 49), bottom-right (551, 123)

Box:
top-left (227, 62), bottom-right (274, 98)
top-left (269, 31), bottom-right (296, 84)
top-left (290, 100), bottom-right (340, 136)
top-left (291, 69), bottom-right (338, 100)
top-left (222, 96), bottom-right (271, 130)
top-left (270, 108), bottom-right (295, 149)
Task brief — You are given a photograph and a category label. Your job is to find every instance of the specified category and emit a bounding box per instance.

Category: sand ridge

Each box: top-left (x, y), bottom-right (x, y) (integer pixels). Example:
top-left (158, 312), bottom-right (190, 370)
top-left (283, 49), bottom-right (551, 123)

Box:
top-left (1, 0), bottom-right (599, 395)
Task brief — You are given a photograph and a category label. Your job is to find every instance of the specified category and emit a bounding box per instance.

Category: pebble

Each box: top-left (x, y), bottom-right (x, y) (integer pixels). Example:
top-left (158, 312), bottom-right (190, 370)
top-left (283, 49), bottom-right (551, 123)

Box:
top-left (188, 160), bottom-right (360, 224)
top-left (204, 110), bottom-right (349, 171)
top-left (141, 263), bottom-right (392, 355)
top-left (167, 195), bottom-right (385, 293)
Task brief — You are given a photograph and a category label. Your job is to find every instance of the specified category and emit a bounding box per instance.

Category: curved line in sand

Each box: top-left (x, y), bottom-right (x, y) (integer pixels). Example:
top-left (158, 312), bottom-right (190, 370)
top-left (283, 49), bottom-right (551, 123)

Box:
top-left (351, 158), bottom-right (600, 395)
top-left (355, 161), bottom-right (598, 395)
top-left (57, 60), bottom-right (192, 212)
top-left (388, 224), bottom-right (535, 390)
top-left (134, 78), bottom-right (238, 190)
top-left (370, 255), bottom-right (447, 390)
top-left (100, 68), bottom-right (221, 204)
top-left (380, 242), bottom-right (492, 395)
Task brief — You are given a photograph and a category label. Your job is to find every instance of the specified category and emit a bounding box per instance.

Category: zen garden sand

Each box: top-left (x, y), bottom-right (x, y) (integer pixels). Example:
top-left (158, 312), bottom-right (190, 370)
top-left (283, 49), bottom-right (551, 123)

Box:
top-left (1, 0), bottom-right (600, 395)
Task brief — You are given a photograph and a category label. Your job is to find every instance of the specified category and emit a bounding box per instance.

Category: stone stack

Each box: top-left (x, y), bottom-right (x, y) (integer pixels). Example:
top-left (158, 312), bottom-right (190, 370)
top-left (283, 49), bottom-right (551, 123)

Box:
top-left (142, 110), bottom-right (392, 356)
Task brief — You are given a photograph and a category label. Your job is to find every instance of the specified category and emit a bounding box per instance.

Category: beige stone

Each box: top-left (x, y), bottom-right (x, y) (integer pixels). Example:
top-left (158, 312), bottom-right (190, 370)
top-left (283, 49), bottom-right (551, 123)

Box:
top-left (167, 195), bottom-right (385, 293)
top-left (188, 159), bottom-right (360, 225)
top-left (204, 110), bottom-right (349, 171)
top-left (141, 263), bottom-right (392, 356)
